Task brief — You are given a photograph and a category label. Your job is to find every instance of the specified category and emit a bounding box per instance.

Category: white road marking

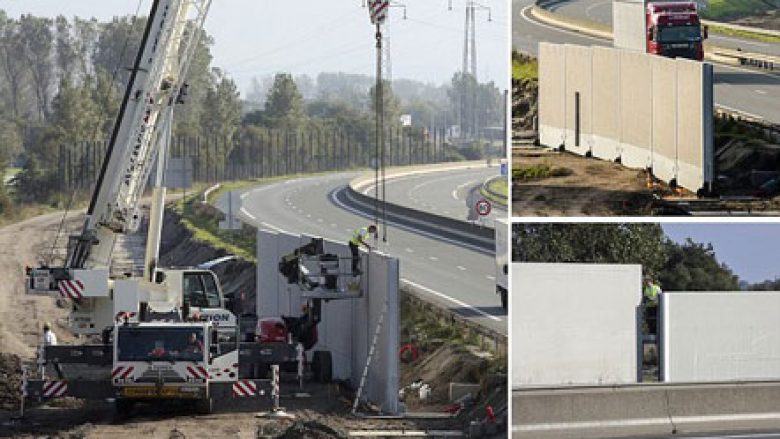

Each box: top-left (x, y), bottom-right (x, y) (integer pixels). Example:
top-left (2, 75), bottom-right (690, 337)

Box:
top-left (428, 256), bottom-right (438, 261)
top-left (239, 207), bottom-right (256, 220)
top-left (486, 275), bottom-right (495, 281)
top-left (403, 279), bottom-right (501, 322)
top-left (756, 89), bottom-right (767, 95)
top-left (457, 266), bottom-right (467, 271)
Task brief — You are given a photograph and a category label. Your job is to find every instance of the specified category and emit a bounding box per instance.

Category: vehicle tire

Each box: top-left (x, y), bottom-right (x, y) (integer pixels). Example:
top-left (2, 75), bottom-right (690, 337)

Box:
top-left (312, 351), bottom-right (333, 383)
top-left (115, 398), bottom-right (134, 417)
top-left (196, 397), bottom-right (213, 415)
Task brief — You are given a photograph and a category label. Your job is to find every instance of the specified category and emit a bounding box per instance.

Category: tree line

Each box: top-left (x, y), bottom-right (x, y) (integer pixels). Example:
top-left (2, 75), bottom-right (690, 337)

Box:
top-left (513, 223), bottom-right (779, 291)
top-left (0, 10), bottom-right (505, 217)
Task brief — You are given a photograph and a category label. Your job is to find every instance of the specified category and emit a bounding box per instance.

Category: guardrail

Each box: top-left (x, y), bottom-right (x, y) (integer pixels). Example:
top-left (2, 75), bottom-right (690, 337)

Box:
top-left (710, 47), bottom-right (779, 71)
top-left (715, 105), bottom-right (780, 142)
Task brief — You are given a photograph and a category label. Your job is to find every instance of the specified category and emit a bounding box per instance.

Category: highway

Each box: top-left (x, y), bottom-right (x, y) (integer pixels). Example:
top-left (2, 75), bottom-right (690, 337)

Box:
top-left (548, 0), bottom-right (780, 57)
top-left (359, 164), bottom-right (505, 226)
top-left (512, 0), bottom-right (780, 124)
top-left (217, 169), bottom-right (507, 335)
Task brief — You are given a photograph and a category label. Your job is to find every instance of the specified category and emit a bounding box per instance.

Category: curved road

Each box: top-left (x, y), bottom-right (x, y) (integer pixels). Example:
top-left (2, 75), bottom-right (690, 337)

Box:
top-left (550, 0), bottom-right (780, 57)
top-left (361, 165), bottom-right (506, 226)
top-left (513, 0), bottom-right (780, 124)
top-left (221, 170), bottom-right (507, 335)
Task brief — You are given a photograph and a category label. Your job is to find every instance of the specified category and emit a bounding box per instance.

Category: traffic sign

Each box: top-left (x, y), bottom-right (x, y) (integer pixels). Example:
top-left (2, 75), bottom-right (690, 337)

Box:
top-left (475, 199), bottom-right (492, 216)
top-left (368, 0), bottom-right (389, 25)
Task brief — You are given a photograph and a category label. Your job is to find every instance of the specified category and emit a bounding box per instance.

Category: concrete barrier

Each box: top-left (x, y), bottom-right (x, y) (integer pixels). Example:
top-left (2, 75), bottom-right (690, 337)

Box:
top-left (513, 382), bottom-right (780, 438)
top-left (538, 42), bottom-right (714, 192)
top-left (347, 162), bottom-right (495, 253)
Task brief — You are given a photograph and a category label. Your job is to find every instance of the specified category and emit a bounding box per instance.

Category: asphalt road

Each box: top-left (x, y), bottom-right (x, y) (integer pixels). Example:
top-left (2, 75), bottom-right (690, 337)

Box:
top-left (360, 164), bottom-right (506, 227)
top-left (549, 0), bottom-right (780, 57)
top-left (512, 0), bottom-right (780, 124)
top-left (218, 171), bottom-right (507, 335)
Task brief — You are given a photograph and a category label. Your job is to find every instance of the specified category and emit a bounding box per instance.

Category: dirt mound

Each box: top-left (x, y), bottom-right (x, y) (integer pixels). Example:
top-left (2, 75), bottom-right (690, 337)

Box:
top-left (0, 353), bottom-right (21, 411)
top-left (400, 343), bottom-right (488, 409)
top-left (274, 421), bottom-right (343, 439)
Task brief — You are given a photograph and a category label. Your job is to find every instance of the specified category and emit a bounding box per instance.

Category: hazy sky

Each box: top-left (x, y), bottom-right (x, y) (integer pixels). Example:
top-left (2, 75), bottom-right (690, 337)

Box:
top-left (2, 0), bottom-right (509, 94)
top-left (662, 223), bottom-right (780, 284)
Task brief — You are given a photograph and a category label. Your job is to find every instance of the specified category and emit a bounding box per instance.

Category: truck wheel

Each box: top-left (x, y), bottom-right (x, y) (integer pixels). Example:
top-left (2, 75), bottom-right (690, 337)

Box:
top-left (196, 397), bottom-right (213, 415)
top-left (115, 398), bottom-right (134, 417)
top-left (312, 351), bottom-right (333, 383)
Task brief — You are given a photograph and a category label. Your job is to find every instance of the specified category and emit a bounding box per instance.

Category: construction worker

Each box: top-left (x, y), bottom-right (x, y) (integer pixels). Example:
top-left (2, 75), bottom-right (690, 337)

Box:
top-left (349, 224), bottom-right (377, 275)
top-left (642, 275), bottom-right (662, 335)
top-left (186, 332), bottom-right (203, 353)
top-left (42, 322), bottom-right (57, 346)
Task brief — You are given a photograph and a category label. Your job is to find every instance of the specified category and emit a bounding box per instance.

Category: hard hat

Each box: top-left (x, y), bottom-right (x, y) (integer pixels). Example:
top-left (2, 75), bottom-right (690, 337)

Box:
top-left (43, 321), bottom-right (51, 330)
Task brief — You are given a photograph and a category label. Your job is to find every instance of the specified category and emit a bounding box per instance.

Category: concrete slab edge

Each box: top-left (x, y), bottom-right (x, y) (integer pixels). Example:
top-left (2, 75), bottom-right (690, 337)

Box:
top-left (512, 382), bottom-right (780, 438)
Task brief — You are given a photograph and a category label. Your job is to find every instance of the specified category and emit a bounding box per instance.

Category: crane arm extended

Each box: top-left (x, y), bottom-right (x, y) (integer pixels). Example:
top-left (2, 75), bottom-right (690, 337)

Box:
top-left (68, 0), bottom-right (212, 270)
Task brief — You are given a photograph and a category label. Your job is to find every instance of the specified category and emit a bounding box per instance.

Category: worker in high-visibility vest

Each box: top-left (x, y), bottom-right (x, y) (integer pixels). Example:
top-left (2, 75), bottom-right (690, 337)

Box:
top-left (349, 224), bottom-right (376, 275)
top-left (642, 275), bottom-right (662, 335)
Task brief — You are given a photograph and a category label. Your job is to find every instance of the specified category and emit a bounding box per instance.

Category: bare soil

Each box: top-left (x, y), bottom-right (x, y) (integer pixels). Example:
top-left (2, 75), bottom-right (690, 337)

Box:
top-left (512, 147), bottom-right (659, 216)
top-left (0, 207), bottom-right (505, 437)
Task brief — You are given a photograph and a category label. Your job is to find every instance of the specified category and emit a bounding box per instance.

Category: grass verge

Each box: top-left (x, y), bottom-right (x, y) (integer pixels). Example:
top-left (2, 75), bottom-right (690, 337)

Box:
top-left (512, 50), bottom-right (538, 82)
top-left (513, 164), bottom-right (573, 181)
top-left (480, 177), bottom-right (508, 207)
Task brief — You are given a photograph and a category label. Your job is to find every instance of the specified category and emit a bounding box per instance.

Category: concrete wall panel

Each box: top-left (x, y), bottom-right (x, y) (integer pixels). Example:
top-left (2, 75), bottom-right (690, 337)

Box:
top-left (619, 50), bottom-right (653, 169)
top-left (592, 47), bottom-right (622, 160)
top-left (257, 230), bottom-right (399, 413)
top-left (662, 292), bottom-right (780, 383)
top-left (512, 263), bottom-right (641, 387)
top-left (564, 44), bottom-right (593, 155)
top-left (651, 56), bottom-right (678, 184)
top-left (538, 42), bottom-right (567, 149)
top-left (537, 43), bottom-right (713, 191)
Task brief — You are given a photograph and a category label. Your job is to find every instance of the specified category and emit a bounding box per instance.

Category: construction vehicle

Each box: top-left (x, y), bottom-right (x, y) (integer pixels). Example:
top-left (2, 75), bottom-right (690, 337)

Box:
top-left (494, 218), bottom-right (508, 310)
top-left (613, 0), bottom-right (708, 61)
top-left (22, 0), bottom-right (358, 415)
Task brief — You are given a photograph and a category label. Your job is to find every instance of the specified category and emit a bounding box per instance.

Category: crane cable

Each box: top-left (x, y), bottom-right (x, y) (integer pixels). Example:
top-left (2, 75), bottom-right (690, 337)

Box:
top-left (47, 0), bottom-right (147, 266)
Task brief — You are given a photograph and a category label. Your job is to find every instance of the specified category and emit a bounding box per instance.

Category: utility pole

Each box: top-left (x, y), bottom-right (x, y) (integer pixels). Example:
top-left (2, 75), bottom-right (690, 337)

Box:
top-left (449, 1), bottom-right (491, 139)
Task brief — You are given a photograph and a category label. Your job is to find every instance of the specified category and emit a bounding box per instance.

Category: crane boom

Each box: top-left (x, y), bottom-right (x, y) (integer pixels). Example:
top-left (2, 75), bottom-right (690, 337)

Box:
top-left (26, 0), bottom-right (213, 336)
top-left (71, 0), bottom-right (212, 270)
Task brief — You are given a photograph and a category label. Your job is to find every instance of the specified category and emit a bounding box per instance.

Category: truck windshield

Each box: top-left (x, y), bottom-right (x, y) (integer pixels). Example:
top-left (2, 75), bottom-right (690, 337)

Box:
top-left (117, 327), bottom-right (205, 362)
top-left (657, 25), bottom-right (701, 43)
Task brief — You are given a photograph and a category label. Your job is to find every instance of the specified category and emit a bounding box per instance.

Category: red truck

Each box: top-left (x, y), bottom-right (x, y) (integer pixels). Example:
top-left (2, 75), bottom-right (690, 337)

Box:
top-left (614, 0), bottom-right (708, 61)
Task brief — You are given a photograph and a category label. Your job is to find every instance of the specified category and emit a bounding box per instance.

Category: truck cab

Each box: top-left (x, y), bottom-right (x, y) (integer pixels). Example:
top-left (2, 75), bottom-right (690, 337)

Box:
top-left (112, 320), bottom-right (238, 414)
top-left (646, 2), bottom-right (706, 61)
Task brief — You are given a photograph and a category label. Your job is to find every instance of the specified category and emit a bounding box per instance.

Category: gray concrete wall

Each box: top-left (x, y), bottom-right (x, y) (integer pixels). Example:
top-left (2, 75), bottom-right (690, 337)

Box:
top-left (537, 43), bottom-right (714, 191)
top-left (538, 43), bottom-right (567, 149)
top-left (662, 292), bottom-right (780, 383)
top-left (256, 229), bottom-right (400, 413)
top-left (512, 263), bottom-right (641, 387)
top-left (613, 0), bottom-right (647, 52)
top-left (592, 46), bottom-right (622, 160)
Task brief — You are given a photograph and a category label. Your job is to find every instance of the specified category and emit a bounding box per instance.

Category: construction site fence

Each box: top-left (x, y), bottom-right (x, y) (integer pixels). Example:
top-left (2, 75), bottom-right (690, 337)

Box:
top-left (56, 127), bottom-right (475, 191)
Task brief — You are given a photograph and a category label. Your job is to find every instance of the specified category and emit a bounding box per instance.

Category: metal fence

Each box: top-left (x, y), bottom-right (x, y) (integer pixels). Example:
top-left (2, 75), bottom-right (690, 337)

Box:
top-left (57, 126), bottom-right (456, 191)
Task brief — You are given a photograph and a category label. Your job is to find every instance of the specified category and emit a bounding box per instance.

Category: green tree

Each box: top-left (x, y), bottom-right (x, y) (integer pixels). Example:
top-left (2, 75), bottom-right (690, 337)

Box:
top-left (0, 13), bottom-right (30, 119)
top-left (659, 239), bottom-right (740, 291)
top-left (369, 80), bottom-right (401, 130)
top-left (200, 68), bottom-right (241, 140)
top-left (19, 14), bottom-right (54, 121)
top-left (264, 73), bottom-right (306, 130)
top-left (513, 223), bottom-right (668, 278)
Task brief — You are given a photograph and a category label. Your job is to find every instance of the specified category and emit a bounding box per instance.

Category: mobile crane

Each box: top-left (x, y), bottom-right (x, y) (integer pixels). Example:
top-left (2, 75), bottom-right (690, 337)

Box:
top-left (21, 0), bottom-right (348, 415)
